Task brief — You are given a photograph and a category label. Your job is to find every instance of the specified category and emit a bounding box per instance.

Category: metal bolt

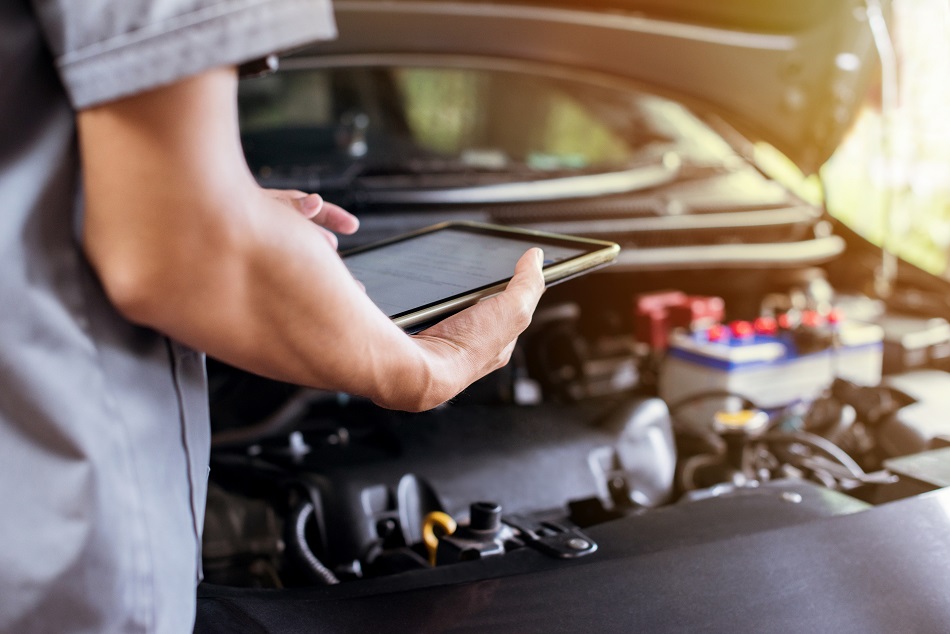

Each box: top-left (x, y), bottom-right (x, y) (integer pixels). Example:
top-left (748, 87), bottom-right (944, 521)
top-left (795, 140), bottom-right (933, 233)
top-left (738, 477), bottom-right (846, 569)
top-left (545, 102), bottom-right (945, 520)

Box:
top-left (376, 518), bottom-right (398, 539)
top-left (567, 538), bottom-right (590, 551)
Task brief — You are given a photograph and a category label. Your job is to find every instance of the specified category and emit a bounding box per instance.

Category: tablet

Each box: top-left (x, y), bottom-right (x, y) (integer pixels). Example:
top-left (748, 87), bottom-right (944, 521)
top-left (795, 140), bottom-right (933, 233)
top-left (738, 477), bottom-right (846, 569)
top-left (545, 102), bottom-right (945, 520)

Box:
top-left (341, 221), bottom-right (620, 331)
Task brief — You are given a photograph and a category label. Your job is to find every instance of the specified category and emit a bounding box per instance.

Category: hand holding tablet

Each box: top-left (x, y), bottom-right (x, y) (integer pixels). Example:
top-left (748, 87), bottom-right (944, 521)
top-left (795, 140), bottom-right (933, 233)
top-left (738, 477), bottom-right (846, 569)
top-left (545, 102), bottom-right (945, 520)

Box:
top-left (342, 221), bottom-right (620, 331)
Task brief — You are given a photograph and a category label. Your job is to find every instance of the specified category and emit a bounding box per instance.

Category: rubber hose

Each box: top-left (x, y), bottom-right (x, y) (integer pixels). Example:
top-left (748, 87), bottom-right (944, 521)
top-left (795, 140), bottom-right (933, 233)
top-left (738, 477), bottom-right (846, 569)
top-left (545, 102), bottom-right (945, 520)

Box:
top-left (288, 502), bottom-right (339, 585)
top-left (761, 430), bottom-right (865, 478)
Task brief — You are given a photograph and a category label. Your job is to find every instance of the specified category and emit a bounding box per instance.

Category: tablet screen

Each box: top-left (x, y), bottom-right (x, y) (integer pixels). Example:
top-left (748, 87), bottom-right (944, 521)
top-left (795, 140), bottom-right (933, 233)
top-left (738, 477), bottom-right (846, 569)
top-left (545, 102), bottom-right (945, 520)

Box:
top-left (343, 227), bottom-right (588, 319)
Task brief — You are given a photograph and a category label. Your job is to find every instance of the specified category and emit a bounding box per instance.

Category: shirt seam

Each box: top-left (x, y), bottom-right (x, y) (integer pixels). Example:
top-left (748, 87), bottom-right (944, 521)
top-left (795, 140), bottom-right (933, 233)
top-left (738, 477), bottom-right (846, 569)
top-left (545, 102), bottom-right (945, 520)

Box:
top-left (165, 340), bottom-right (202, 544)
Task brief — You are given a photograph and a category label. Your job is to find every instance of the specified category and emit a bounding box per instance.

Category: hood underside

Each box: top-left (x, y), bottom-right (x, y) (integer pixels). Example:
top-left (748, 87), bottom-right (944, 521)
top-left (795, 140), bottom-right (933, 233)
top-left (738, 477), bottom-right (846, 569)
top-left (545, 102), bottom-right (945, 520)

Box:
top-left (298, 0), bottom-right (884, 173)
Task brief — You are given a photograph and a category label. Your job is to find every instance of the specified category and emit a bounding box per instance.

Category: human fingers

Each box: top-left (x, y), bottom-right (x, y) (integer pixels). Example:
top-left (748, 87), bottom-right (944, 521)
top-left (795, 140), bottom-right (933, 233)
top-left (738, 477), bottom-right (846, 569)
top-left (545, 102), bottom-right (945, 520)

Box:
top-left (264, 188), bottom-right (359, 234)
top-left (506, 247), bottom-right (545, 298)
top-left (309, 201), bottom-right (360, 235)
top-left (410, 248), bottom-right (544, 399)
top-left (427, 247), bottom-right (544, 349)
top-left (263, 188), bottom-right (309, 200)
top-left (314, 224), bottom-right (339, 250)
top-left (266, 190), bottom-right (360, 246)
top-left (265, 189), bottom-right (323, 219)
top-left (480, 247), bottom-right (546, 337)
top-left (264, 188), bottom-right (309, 201)
top-left (474, 248), bottom-right (544, 367)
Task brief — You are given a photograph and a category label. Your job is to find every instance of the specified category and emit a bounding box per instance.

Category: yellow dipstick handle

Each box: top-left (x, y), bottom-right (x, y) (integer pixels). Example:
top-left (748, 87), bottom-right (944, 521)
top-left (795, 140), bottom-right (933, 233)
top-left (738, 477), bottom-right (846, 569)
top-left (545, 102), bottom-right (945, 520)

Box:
top-left (422, 511), bottom-right (457, 566)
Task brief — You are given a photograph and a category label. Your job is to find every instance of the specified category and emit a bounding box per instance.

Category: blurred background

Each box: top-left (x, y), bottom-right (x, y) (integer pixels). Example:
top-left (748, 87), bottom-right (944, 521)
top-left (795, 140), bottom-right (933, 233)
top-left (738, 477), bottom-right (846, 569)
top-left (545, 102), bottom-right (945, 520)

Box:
top-left (823, 0), bottom-right (950, 276)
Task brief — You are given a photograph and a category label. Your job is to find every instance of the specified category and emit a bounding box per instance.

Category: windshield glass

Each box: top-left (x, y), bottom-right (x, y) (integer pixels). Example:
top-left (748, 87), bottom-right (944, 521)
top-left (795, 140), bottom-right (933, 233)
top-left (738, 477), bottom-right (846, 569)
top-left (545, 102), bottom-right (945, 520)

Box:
top-left (238, 62), bottom-right (735, 178)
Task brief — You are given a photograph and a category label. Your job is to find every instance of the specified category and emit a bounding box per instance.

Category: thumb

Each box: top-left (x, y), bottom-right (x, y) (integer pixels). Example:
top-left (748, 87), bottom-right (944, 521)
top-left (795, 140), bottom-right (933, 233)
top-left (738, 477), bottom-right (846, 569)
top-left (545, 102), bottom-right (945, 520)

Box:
top-left (506, 247), bottom-right (545, 294)
top-left (488, 248), bottom-right (545, 331)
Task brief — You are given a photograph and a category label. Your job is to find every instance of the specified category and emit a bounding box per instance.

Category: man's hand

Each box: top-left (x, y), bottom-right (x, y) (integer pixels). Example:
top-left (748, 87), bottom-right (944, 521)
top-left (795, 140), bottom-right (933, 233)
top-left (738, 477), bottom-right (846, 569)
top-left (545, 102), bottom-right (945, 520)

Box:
top-left (386, 248), bottom-right (545, 411)
top-left (266, 189), bottom-right (359, 250)
top-left (77, 65), bottom-right (544, 412)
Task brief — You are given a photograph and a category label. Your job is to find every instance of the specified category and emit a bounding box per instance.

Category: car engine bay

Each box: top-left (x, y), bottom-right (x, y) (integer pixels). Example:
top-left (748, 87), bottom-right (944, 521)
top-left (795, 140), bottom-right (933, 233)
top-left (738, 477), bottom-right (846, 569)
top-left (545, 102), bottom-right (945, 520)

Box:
top-left (200, 183), bottom-right (950, 596)
top-left (194, 5), bottom-right (950, 624)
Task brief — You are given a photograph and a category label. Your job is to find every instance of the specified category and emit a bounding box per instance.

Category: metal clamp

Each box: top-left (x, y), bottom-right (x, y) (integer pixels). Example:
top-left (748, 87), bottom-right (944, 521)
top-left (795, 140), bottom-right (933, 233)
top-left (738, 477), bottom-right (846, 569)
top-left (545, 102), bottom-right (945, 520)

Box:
top-left (504, 517), bottom-right (598, 559)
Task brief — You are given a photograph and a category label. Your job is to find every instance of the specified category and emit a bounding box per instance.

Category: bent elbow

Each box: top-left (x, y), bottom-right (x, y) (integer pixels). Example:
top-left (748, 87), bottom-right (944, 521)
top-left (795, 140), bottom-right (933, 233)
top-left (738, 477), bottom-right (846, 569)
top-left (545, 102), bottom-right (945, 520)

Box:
top-left (84, 209), bottom-right (244, 330)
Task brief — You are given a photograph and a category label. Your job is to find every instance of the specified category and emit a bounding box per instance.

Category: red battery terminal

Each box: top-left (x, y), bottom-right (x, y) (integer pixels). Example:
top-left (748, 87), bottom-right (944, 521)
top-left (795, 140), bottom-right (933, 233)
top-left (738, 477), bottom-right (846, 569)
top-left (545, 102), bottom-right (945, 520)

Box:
top-left (706, 324), bottom-right (727, 342)
top-left (729, 320), bottom-right (755, 340)
top-left (800, 310), bottom-right (824, 328)
top-left (777, 311), bottom-right (799, 330)
top-left (753, 316), bottom-right (778, 335)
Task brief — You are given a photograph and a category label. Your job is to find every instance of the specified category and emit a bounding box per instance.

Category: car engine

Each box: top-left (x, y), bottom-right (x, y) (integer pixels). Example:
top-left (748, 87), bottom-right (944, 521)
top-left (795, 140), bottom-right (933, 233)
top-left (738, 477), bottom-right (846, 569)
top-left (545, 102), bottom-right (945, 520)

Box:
top-left (191, 3), bottom-right (950, 629)
top-left (201, 264), bottom-right (950, 591)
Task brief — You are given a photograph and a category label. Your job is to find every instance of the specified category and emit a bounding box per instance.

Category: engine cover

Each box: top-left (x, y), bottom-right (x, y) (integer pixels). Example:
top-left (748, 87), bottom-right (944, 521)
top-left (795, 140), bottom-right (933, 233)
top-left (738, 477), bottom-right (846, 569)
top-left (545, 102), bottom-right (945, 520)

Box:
top-left (252, 397), bottom-right (675, 568)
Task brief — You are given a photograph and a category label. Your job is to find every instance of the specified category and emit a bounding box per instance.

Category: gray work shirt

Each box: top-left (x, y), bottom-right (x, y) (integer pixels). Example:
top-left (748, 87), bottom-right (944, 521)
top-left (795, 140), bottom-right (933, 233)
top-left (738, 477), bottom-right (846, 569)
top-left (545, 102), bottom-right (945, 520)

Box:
top-left (0, 1), bottom-right (335, 631)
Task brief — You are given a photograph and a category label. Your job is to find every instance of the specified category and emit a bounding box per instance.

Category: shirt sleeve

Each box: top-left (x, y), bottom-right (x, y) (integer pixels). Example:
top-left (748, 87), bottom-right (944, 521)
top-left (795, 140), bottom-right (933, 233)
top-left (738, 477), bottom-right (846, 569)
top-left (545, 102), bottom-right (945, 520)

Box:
top-left (30, 0), bottom-right (337, 110)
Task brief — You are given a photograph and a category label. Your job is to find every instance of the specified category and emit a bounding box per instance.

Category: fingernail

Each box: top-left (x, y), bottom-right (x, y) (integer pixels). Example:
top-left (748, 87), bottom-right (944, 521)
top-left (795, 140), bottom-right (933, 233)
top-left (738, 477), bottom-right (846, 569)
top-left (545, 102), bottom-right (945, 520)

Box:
top-left (302, 194), bottom-right (322, 210)
top-left (536, 248), bottom-right (544, 266)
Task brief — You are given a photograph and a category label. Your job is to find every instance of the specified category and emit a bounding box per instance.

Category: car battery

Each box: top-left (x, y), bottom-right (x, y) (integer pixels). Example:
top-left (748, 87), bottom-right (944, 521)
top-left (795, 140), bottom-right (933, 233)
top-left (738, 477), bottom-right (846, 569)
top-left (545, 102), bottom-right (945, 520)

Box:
top-left (659, 316), bottom-right (884, 410)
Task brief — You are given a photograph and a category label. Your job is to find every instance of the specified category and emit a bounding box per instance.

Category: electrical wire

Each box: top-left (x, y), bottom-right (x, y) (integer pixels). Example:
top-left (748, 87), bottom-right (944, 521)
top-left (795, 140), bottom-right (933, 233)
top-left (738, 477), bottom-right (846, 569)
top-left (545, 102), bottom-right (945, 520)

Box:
top-left (760, 430), bottom-right (865, 479)
top-left (210, 388), bottom-right (348, 448)
top-left (287, 502), bottom-right (339, 585)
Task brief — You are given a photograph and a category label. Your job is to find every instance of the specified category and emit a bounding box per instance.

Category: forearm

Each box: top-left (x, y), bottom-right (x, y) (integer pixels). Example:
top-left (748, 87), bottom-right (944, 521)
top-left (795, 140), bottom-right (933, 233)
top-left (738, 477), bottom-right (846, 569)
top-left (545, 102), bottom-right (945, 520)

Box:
top-left (77, 67), bottom-right (543, 411)
top-left (77, 69), bottom-right (438, 409)
top-left (135, 188), bottom-right (429, 405)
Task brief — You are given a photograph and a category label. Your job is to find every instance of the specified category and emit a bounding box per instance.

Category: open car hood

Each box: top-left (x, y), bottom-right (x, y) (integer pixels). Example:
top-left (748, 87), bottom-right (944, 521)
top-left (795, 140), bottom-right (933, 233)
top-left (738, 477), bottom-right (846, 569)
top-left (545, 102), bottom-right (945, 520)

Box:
top-left (302, 0), bottom-right (884, 174)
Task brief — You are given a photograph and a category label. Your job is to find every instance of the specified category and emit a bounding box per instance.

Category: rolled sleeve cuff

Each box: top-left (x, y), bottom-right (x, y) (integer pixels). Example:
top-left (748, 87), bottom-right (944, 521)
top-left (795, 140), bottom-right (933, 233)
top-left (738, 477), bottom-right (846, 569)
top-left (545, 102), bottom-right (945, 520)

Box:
top-left (58, 0), bottom-right (336, 110)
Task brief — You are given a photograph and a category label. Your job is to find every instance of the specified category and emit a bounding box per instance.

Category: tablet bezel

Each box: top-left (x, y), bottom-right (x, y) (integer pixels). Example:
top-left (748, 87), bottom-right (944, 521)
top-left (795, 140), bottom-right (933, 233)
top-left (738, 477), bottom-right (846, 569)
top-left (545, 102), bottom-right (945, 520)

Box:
top-left (341, 221), bottom-right (620, 331)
